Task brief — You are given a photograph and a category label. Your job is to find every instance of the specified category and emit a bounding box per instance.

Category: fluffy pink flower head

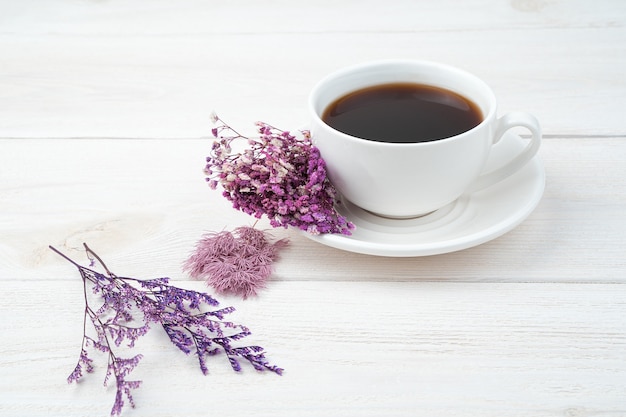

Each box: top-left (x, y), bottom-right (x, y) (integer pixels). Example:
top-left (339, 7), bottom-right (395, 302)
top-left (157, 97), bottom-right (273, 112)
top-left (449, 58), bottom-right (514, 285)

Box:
top-left (184, 227), bottom-right (289, 298)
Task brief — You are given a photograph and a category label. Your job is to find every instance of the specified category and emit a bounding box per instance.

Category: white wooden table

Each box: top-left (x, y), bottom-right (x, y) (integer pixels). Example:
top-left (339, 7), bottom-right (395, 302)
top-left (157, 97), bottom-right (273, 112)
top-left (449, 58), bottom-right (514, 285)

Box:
top-left (1, 1), bottom-right (625, 416)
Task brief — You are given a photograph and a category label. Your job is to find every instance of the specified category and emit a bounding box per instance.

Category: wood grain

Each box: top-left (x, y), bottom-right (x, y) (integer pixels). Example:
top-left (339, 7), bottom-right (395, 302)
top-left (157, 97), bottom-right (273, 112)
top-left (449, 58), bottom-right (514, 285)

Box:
top-left (1, 1), bottom-right (625, 137)
top-left (1, 137), bottom-right (625, 283)
top-left (1, 1), bottom-right (625, 416)
top-left (1, 280), bottom-right (625, 417)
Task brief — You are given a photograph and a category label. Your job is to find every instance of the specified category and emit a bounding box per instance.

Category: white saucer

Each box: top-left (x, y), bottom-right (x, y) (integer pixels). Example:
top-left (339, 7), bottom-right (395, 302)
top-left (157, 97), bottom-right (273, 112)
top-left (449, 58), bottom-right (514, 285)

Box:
top-left (303, 132), bottom-right (545, 257)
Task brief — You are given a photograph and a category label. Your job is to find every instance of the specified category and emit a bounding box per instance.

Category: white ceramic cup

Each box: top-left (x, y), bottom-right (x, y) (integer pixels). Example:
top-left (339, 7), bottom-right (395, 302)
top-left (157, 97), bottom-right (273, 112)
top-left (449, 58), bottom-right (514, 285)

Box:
top-left (308, 60), bottom-right (542, 218)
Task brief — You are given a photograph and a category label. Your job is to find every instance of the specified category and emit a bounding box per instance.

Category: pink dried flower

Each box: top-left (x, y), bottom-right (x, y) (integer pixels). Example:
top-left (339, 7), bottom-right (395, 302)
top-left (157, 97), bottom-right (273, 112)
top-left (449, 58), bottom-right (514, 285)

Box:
top-left (184, 226), bottom-right (289, 298)
top-left (204, 115), bottom-right (354, 235)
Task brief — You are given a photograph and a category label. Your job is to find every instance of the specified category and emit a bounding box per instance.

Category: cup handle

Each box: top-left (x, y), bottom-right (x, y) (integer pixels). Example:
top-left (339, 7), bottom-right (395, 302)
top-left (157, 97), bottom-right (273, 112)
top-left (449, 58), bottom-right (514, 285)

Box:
top-left (467, 111), bottom-right (542, 193)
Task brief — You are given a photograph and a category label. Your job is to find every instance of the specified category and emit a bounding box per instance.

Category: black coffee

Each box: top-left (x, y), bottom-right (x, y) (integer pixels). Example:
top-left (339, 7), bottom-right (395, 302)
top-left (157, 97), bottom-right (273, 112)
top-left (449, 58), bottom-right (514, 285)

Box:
top-left (322, 82), bottom-right (482, 143)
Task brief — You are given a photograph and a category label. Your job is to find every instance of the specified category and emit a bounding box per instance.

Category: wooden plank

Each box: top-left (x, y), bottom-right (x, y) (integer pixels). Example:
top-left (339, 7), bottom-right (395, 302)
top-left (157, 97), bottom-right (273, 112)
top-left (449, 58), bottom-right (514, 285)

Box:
top-left (0, 280), bottom-right (624, 417)
top-left (0, 1), bottom-right (625, 137)
top-left (2, 0), bottom-right (624, 35)
top-left (1, 137), bottom-right (625, 283)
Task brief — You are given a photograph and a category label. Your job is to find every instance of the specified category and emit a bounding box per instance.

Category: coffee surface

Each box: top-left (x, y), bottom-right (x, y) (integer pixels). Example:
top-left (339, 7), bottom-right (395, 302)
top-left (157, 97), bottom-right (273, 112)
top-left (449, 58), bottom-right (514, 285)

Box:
top-left (322, 83), bottom-right (482, 143)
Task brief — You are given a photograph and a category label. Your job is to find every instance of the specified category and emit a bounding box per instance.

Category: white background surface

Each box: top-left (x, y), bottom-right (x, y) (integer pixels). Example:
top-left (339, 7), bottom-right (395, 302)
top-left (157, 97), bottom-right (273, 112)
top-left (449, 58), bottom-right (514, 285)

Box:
top-left (1, 1), bottom-right (625, 416)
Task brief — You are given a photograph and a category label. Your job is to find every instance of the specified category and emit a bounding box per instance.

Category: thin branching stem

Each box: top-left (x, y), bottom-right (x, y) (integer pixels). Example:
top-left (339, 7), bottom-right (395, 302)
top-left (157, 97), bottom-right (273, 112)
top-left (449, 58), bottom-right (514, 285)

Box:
top-left (51, 244), bottom-right (282, 417)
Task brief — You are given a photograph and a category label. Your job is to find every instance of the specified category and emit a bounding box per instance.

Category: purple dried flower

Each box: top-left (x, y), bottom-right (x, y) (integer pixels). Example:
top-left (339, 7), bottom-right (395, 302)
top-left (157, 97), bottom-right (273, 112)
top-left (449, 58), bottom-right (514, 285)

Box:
top-left (184, 226), bottom-right (288, 299)
top-left (51, 243), bottom-right (282, 416)
top-left (205, 115), bottom-right (355, 235)
top-left (67, 348), bottom-right (94, 384)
